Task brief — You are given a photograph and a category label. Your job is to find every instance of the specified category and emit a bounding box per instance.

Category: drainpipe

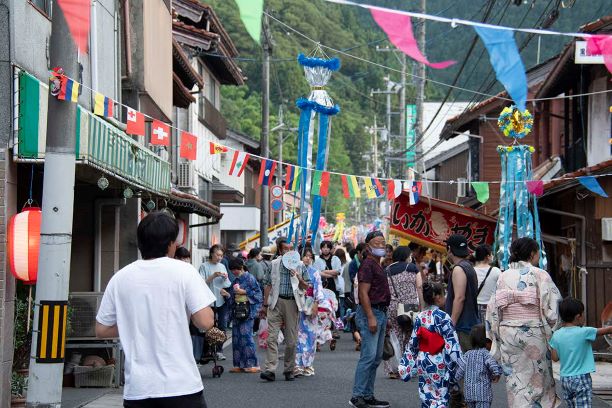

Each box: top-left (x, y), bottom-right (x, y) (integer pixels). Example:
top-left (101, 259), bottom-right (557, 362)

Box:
top-left (539, 207), bottom-right (587, 317)
top-left (94, 198), bottom-right (126, 292)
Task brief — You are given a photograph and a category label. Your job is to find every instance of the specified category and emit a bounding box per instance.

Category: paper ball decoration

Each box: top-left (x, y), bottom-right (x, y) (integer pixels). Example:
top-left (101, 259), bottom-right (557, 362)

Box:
top-left (498, 106), bottom-right (534, 139)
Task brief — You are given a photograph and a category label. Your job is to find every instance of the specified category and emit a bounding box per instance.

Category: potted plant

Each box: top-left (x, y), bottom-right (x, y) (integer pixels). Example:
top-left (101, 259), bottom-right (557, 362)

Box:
top-left (11, 288), bottom-right (33, 406)
top-left (10, 371), bottom-right (27, 407)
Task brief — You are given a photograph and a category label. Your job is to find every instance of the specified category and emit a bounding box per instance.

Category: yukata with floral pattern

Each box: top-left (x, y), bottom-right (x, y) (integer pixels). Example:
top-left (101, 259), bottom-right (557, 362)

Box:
top-left (295, 265), bottom-right (326, 370)
top-left (228, 271), bottom-right (263, 369)
top-left (398, 306), bottom-right (462, 408)
top-left (486, 260), bottom-right (562, 408)
top-left (316, 288), bottom-right (338, 345)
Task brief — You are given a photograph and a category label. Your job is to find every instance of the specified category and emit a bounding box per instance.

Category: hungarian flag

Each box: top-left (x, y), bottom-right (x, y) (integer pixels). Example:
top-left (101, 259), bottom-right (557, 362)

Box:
top-left (258, 159), bottom-right (277, 186)
top-left (126, 107), bottom-right (145, 136)
top-left (151, 120), bottom-right (170, 146)
top-left (311, 170), bottom-right (330, 197)
top-left (364, 177), bottom-right (384, 198)
top-left (209, 142), bottom-right (228, 154)
top-left (229, 150), bottom-right (250, 177)
top-left (284, 165), bottom-right (301, 192)
top-left (341, 175), bottom-right (360, 198)
top-left (407, 180), bottom-right (422, 205)
top-left (93, 92), bottom-right (114, 118)
top-left (387, 179), bottom-right (403, 200)
top-left (57, 76), bottom-right (80, 102)
top-left (180, 131), bottom-right (197, 160)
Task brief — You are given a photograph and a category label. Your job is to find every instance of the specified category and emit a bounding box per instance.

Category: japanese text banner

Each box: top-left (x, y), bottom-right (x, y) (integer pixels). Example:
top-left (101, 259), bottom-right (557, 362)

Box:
top-left (389, 193), bottom-right (496, 252)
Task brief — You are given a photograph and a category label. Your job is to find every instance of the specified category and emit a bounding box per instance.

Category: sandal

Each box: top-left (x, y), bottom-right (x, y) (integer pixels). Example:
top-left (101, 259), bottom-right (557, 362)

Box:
top-left (330, 339), bottom-right (337, 351)
top-left (243, 367), bottom-right (260, 373)
top-left (229, 367), bottom-right (244, 373)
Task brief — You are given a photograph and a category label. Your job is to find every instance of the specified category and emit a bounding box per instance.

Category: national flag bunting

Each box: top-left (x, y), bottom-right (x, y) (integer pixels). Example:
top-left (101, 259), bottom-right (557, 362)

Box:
top-left (311, 170), bottom-right (330, 197)
top-left (284, 165), bottom-right (301, 192)
top-left (387, 179), bottom-right (403, 200)
top-left (407, 180), bottom-right (422, 205)
top-left (471, 182), bottom-right (490, 204)
top-left (229, 150), bottom-right (250, 177)
top-left (151, 120), bottom-right (170, 146)
top-left (209, 142), bottom-right (228, 155)
top-left (258, 159), bottom-right (277, 186)
top-left (126, 107), bottom-right (145, 136)
top-left (180, 131), bottom-right (197, 160)
top-left (93, 92), bottom-right (114, 118)
top-left (57, 76), bottom-right (80, 102)
top-left (364, 177), bottom-right (385, 198)
top-left (526, 180), bottom-right (544, 196)
top-left (341, 175), bottom-right (360, 198)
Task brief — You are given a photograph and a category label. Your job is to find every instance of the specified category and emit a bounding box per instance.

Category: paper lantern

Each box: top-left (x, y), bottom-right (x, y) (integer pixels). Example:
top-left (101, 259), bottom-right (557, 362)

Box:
top-left (7, 207), bottom-right (42, 284)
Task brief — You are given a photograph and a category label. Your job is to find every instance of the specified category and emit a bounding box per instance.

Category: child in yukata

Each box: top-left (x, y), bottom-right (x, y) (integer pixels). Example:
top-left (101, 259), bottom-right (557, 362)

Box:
top-left (398, 282), bottom-right (462, 408)
top-left (455, 324), bottom-right (502, 408)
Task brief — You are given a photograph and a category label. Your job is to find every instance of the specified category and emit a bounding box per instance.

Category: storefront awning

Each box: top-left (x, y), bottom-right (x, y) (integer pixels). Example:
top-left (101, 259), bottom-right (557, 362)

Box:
top-left (167, 188), bottom-right (222, 220)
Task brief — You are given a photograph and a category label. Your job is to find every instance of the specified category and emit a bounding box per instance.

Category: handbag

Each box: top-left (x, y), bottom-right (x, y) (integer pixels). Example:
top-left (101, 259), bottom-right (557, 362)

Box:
top-left (234, 301), bottom-right (250, 320)
top-left (382, 335), bottom-right (394, 361)
top-left (387, 265), bottom-right (420, 322)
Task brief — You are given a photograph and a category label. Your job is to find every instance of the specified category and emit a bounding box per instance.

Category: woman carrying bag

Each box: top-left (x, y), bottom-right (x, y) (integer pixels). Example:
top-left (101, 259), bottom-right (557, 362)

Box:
top-left (473, 245), bottom-right (501, 320)
top-left (226, 257), bottom-right (263, 373)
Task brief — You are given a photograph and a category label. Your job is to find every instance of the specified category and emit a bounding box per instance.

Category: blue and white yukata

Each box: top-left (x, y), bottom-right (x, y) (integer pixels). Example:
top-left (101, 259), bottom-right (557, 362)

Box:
top-left (455, 348), bottom-right (502, 408)
top-left (399, 306), bottom-right (462, 408)
top-left (295, 265), bottom-right (325, 369)
top-left (229, 272), bottom-right (263, 369)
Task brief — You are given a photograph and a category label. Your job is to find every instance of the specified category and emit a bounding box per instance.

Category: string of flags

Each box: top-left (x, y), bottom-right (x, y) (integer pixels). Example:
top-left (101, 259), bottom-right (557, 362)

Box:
top-left (51, 73), bottom-right (609, 203)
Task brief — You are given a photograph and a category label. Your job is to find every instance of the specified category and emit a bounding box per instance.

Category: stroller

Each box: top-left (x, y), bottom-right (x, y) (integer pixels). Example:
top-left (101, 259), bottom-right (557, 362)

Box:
top-left (203, 327), bottom-right (227, 378)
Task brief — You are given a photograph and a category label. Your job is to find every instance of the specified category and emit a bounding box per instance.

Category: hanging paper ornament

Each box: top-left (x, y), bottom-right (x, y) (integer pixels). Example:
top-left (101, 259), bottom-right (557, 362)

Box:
top-left (494, 144), bottom-right (546, 269)
top-left (7, 207), bottom-right (42, 284)
top-left (97, 175), bottom-right (109, 190)
top-left (497, 106), bottom-right (533, 139)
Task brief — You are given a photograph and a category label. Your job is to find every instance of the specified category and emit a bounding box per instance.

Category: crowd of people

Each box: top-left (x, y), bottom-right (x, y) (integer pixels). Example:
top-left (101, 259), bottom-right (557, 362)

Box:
top-left (95, 211), bottom-right (612, 408)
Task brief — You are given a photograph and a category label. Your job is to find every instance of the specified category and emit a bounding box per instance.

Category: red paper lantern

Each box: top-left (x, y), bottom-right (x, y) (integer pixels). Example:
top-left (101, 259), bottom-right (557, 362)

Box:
top-left (7, 207), bottom-right (42, 284)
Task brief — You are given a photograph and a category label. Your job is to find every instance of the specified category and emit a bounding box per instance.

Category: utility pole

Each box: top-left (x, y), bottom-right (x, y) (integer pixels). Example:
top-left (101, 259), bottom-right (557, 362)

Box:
top-left (260, 12), bottom-right (272, 247)
top-left (27, 2), bottom-right (78, 406)
top-left (415, 0), bottom-right (427, 176)
top-left (277, 105), bottom-right (283, 225)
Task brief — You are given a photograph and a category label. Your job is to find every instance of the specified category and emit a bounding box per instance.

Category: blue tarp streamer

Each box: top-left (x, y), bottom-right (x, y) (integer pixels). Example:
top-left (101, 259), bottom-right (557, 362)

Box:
top-left (474, 26), bottom-right (527, 111)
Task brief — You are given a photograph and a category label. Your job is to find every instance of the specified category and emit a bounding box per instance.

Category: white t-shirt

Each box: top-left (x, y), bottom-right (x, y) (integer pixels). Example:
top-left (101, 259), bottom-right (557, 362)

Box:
top-left (96, 257), bottom-right (215, 400)
top-left (474, 265), bottom-right (502, 305)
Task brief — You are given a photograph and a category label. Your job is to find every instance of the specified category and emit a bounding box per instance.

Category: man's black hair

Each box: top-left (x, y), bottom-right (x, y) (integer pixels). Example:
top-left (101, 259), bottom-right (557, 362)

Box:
top-left (355, 243), bottom-right (367, 252)
top-left (174, 246), bottom-right (191, 259)
top-left (228, 257), bottom-right (245, 271)
top-left (276, 236), bottom-right (289, 249)
top-left (558, 297), bottom-right (584, 323)
top-left (470, 324), bottom-right (487, 349)
top-left (137, 212), bottom-right (178, 259)
top-left (248, 247), bottom-right (261, 259)
top-left (392, 246), bottom-right (412, 263)
top-left (320, 240), bottom-right (334, 249)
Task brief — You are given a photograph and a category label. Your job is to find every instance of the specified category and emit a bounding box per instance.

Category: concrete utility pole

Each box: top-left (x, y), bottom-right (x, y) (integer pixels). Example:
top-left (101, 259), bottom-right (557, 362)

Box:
top-left (277, 105), bottom-right (283, 225)
top-left (260, 12), bottom-right (272, 247)
top-left (27, 2), bottom-right (78, 406)
top-left (414, 0), bottom-right (427, 175)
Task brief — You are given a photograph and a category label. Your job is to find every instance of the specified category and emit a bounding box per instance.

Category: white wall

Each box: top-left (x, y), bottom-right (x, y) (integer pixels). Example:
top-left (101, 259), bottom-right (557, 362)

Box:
top-left (587, 74), bottom-right (612, 167)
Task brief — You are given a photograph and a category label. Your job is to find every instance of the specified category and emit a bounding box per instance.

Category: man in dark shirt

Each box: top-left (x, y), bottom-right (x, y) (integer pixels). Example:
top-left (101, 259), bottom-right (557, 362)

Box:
top-left (350, 231), bottom-right (391, 408)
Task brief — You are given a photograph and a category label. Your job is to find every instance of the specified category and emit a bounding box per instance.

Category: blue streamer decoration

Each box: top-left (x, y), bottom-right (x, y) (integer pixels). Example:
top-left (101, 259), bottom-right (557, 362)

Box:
top-left (309, 114), bottom-right (330, 238)
top-left (296, 98), bottom-right (340, 116)
top-left (296, 107), bottom-right (312, 248)
top-left (474, 26), bottom-right (527, 111)
top-left (298, 53), bottom-right (341, 71)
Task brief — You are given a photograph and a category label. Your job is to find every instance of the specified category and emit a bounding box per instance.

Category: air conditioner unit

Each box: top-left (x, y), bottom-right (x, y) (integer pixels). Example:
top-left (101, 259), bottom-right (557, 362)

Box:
top-left (68, 292), bottom-right (104, 338)
top-left (177, 162), bottom-right (194, 188)
top-left (457, 178), bottom-right (467, 198)
top-left (603, 218), bottom-right (612, 241)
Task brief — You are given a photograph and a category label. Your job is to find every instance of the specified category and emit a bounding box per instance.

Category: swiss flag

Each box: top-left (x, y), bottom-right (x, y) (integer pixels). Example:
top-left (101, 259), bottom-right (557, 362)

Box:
top-left (180, 131), bottom-right (197, 160)
top-left (151, 120), bottom-right (170, 146)
top-left (126, 107), bottom-right (145, 136)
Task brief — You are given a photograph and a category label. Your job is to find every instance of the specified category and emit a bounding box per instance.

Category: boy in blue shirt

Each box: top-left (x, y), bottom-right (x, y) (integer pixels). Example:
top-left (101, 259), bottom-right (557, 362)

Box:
top-left (550, 297), bottom-right (612, 408)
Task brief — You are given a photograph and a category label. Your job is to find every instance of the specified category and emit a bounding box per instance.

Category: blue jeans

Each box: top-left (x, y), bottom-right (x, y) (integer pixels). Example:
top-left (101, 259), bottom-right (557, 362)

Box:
top-left (352, 305), bottom-right (388, 398)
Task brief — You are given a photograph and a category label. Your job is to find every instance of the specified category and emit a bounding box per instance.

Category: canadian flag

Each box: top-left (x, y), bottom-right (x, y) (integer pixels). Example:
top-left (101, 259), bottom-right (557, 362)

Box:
top-left (151, 120), bottom-right (170, 146)
top-left (126, 108), bottom-right (145, 136)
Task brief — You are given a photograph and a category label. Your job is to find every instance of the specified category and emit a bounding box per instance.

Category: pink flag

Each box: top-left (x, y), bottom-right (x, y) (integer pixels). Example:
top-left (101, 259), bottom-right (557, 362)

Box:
top-left (586, 35), bottom-right (612, 74)
top-left (526, 180), bottom-right (544, 196)
top-left (370, 8), bottom-right (455, 69)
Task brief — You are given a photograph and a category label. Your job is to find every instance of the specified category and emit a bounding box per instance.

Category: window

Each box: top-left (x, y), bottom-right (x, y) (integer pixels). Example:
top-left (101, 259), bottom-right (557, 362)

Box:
top-left (29, 0), bottom-right (52, 17)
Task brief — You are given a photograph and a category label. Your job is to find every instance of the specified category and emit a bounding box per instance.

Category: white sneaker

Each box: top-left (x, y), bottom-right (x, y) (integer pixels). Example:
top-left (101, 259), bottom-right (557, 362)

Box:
top-left (216, 352), bottom-right (226, 361)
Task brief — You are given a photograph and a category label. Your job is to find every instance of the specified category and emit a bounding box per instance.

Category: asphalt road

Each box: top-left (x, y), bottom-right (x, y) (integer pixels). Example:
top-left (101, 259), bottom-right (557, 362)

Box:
top-left (200, 333), bottom-right (511, 408)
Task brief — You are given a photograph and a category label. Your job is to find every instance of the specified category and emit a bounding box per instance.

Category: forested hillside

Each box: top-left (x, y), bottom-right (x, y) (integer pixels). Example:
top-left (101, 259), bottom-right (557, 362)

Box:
top-left (206, 0), bottom-right (610, 216)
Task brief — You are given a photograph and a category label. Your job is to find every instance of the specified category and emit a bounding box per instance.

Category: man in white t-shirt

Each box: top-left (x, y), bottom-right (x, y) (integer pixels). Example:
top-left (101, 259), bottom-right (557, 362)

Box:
top-left (96, 211), bottom-right (215, 407)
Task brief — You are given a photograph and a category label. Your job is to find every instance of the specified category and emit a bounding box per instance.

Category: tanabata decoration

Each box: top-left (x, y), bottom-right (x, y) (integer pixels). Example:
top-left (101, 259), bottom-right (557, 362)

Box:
top-left (498, 106), bottom-right (534, 139)
top-left (495, 143), bottom-right (546, 269)
top-left (294, 51), bottom-right (340, 247)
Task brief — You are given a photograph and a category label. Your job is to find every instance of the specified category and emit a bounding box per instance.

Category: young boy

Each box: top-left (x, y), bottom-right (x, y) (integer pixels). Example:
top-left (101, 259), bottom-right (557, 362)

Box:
top-left (550, 297), bottom-right (612, 408)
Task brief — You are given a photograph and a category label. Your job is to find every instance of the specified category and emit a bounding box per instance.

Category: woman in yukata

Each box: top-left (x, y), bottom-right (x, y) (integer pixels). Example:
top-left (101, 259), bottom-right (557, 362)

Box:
top-left (295, 247), bottom-right (326, 377)
top-left (486, 237), bottom-right (562, 408)
top-left (399, 281), bottom-right (462, 408)
top-left (226, 257), bottom-right (263, 373)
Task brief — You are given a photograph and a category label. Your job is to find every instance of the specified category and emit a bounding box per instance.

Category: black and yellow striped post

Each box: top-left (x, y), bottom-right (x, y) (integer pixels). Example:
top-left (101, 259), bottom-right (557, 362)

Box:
top-left (35, 300), bottom-right (68, 363)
